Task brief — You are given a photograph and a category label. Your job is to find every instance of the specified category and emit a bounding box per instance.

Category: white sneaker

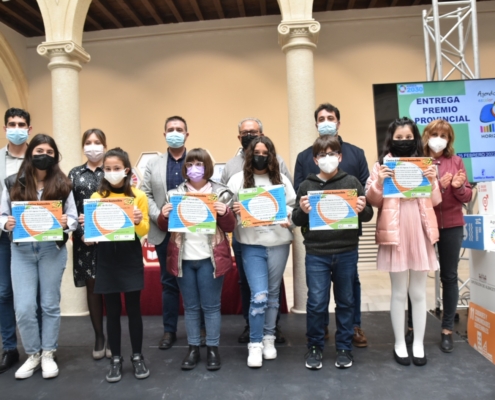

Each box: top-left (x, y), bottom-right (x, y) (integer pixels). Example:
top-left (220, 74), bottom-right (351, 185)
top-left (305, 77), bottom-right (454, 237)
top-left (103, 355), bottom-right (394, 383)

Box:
top-left (41, 350), bottom-right (59, 379)
top-left (262, 335), bottom-right (277, 360)
top-left (247, 342), bottom-right (263, 368)
top-left (15, 353), bottom-right (41, 379)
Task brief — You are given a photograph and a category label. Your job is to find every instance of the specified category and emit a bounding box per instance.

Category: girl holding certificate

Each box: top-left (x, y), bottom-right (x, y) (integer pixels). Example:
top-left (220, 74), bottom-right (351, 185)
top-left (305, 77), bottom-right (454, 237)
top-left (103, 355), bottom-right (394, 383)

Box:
top-left (158, 148), bottom-right (235, 371)
top-left (0, 134), bottom-right (77, 379)
top-left (227, 136), bottom-right (296, 368)
top-left (68, 128), bottom-right (108, 360)
top-left (366, 117), bottom-right (441, 367)
top-left (80, 147), bottom-right (150, 383)
top-left (405, 120), bottom-right (472, 353)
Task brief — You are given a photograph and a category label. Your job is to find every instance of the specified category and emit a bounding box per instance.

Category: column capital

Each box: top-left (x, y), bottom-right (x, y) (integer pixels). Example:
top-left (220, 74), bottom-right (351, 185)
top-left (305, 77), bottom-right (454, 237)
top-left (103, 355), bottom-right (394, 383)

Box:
top-left (37, 40), bottom-right (91, 71)
top-left (278, 20), bottom-right (321, 52)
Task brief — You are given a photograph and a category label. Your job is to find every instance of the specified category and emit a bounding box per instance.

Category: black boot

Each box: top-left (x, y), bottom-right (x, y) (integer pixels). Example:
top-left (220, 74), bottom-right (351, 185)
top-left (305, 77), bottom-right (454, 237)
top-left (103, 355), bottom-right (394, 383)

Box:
top-left (440, 333), bottom-right (454, 353)
top-left (0, 349), bottom-right (19, 374)
top-left (181, 345), bottom-right (200, 370)
top-left (206, 346), bottom-right (221, 371)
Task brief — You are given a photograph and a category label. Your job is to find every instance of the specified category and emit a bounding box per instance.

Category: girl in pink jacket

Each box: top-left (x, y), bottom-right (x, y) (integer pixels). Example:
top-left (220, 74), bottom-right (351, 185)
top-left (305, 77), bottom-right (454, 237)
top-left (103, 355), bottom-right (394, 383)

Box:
top-left (366, 117), bottom-right (441, 367)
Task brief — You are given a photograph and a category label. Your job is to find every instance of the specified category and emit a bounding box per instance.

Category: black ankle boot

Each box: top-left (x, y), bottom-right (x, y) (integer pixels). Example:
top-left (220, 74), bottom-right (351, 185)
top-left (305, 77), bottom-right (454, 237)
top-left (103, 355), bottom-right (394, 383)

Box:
top-left (206, 346), bottom-right (221, 371)
top-left (181, 345), bottom-right (200, 370)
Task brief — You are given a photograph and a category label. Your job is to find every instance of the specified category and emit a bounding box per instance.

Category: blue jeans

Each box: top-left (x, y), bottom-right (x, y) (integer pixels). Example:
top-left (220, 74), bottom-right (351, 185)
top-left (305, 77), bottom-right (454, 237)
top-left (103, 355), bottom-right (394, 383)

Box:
top-left (323, 273), bottom-right (361, 329)
top-left (155, 235), bottom-right (180, 333)
top-left (176, 258), bottom-right (224, 347)
top-left (0, 233), bottom-right (16, 350)
top-left (306, 250), bottom-right (358, 351)
top-left (11, 242), bottom-right (67, 354)
top-left (241, 244), bottom-right (290, 343)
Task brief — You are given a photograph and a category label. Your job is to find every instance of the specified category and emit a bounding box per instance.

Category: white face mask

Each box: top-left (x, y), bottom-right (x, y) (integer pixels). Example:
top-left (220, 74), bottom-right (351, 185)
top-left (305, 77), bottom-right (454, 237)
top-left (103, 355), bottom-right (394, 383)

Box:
top-left (318, 155), bottom-right (339, 174)
top-left (104, 170), bottom-right (127, 185)
top-left (84, 144), bottom-right (105, 163)
top-left (428, 137), bottom-right (448, 154)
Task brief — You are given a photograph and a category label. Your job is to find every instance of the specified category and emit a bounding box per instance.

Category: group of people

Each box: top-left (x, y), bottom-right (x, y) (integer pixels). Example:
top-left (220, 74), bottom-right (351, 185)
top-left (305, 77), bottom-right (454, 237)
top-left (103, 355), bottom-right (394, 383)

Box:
top-left (0, 103), bottom-right (471, 382)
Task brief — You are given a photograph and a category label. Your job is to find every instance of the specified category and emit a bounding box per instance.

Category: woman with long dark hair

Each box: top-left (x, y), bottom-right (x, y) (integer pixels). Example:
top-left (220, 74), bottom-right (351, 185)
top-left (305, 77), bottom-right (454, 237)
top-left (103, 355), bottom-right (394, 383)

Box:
top-left (79, 147), bottom-right (150, 383)
top-left (0, 133), bottom-right (77, 379)
top-left (68, 128), bottom-right (109, 360)
top-left (227, 136), bottom-right (295, 368)
top-left (366, 117), bottom-right (441, 366)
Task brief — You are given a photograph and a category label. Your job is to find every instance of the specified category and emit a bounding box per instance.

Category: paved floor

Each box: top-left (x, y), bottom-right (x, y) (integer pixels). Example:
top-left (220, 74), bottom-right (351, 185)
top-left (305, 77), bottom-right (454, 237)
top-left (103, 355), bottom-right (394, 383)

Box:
top-left (1, 312), bottom-right (493, 400)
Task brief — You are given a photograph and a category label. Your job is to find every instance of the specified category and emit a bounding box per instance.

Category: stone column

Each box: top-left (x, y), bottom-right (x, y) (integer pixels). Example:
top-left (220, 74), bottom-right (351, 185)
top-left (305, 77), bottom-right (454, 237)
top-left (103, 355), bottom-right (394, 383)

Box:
top-left (37, 41), bottom-right (90, 172)
top-left (37, 40), bottom-right (90, 316)
top-left (278, 21), bottom-right (320, 313)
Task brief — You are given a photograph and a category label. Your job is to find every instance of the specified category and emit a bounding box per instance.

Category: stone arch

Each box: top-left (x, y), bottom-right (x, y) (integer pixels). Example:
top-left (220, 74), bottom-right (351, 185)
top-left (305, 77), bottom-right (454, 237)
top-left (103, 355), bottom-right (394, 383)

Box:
top-left (0, 32), bottom-right (28, 109)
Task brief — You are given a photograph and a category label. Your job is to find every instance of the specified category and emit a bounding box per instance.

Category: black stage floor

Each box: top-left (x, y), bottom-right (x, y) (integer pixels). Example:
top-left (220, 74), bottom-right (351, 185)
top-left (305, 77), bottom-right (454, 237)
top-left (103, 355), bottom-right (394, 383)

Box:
top-left (1, 312), bottom-right (494, 400)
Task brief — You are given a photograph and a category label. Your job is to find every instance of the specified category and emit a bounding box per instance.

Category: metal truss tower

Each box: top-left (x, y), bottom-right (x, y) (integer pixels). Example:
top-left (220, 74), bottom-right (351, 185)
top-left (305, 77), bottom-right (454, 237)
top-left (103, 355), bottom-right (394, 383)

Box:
top-left (422, 0), bottom-right (481, 313)
top-left (423, 0), bottom-right (480, 82)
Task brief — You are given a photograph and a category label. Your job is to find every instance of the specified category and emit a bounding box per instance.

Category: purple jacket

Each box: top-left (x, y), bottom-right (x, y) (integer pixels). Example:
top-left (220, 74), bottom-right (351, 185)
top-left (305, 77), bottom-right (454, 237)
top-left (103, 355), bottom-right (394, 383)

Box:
top-left (433, 155), bottom-right (472, 229)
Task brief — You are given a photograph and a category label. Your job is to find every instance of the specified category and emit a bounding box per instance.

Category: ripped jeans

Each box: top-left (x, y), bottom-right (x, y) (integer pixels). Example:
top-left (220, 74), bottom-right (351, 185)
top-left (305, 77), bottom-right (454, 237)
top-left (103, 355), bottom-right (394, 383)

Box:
top-left (240, 243), bottom-right (290, 343)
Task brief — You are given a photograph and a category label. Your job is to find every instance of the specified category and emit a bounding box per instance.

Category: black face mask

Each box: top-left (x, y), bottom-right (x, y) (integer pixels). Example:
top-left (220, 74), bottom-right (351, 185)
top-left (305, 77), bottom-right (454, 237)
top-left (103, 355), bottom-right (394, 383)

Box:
top-left (391, 140), bottom-right (417, 157)
top-left (32, 154), bottom-right (56, 171)
top-left (241, 135), bottom-right (257, 150)
top-left (252, 155), bottom-right (268, 171)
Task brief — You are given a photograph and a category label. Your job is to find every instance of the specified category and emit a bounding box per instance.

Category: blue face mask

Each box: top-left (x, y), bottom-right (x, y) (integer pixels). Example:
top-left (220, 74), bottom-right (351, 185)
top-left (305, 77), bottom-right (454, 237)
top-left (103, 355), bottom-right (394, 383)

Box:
top-left (6, 128), bottom-right (29, 145)
top-left (166, 131), bottom-right (185, 148)
top-left (317, 121), bottom-right (338, 136)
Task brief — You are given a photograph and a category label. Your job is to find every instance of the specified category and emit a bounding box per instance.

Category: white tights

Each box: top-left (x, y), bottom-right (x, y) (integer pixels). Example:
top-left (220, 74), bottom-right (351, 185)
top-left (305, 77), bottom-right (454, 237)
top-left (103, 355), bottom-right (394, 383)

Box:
top-left (390, 270), bottom-right (428, 358)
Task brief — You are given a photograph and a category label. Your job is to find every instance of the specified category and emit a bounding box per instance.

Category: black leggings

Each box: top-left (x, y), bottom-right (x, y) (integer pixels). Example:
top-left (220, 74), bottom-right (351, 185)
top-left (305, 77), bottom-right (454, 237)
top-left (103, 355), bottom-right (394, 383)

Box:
top-left (104, 291), bottom-right (143, 357)
top-left (407, 226), bottom-right (463, 331)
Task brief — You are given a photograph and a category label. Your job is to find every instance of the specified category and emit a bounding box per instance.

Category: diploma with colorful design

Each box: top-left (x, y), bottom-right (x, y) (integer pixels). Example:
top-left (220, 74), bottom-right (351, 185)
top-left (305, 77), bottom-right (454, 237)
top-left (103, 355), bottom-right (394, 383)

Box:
top-left (168, 193), bottom-right (217, 234)
top-left (84, 197), bottom-right (135, 241)
top-left (238, 184), bottom-right (287, 228)
top-left (308, 190), bottom-right (358, 230)
top-left (383, 157), bottom-right (433, 198)
top-left (12, 200), bottom-right (63, 242)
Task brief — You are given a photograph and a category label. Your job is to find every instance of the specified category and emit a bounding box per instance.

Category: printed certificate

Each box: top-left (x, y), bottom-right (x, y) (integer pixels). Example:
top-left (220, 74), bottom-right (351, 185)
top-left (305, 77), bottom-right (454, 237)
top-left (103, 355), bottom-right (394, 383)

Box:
top-left (168, 193), bottom-right (218, 234)
top-left (383, 157), bottom-right (433, 198)
top-left (308, 190), bottom-right (359, 230)
top-left (84, 197), bottom-right (135, 241)
top-left (12, 201), bottom-right (63, 242)
top-left (238, 184), bottom-right (287, 228)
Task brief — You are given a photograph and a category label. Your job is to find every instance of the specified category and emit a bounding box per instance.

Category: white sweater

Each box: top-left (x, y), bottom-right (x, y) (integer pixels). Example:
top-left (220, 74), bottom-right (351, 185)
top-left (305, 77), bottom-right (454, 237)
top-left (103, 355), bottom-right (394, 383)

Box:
top-left (227, 171), bottom-right (295, 247)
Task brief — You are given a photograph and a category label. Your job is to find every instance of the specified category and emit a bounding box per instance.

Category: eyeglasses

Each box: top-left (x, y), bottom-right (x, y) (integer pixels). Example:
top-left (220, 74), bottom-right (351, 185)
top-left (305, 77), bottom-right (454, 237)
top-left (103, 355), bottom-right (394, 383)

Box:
top-left (239, 130), bottom-right (260, 137)
top-left (7, 122), bottom-right (28, 128)
top-left (185, 162), bottom-right (204, 168)
top-left (316, 151), bottom-right (340, 159)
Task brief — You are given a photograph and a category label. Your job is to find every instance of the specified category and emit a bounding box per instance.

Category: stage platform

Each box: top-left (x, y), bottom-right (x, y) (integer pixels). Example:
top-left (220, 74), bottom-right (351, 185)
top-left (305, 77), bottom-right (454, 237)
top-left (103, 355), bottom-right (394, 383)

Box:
top-left (1, 312), bottom-right (494, 400)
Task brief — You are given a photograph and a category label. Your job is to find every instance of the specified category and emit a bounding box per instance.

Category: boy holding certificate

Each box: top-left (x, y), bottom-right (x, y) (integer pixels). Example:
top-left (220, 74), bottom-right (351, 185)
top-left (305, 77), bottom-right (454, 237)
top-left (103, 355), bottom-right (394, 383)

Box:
top-left (291, 136), bottom-right (373, 370)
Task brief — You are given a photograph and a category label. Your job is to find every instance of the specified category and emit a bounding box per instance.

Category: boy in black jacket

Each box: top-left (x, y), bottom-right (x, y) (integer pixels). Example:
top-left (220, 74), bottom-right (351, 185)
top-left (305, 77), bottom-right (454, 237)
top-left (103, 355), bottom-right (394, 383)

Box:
top-left (292, 136), bottom-right (373, 370)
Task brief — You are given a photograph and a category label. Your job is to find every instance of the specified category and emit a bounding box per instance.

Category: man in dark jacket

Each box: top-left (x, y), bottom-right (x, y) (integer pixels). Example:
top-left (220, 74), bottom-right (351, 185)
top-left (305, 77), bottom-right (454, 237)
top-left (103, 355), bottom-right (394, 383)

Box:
top-left (0, 108), bottom-right (32, 374)
top-left (292, 136), bottom-right (373, 370)
top-left (294, 103), bottom-right (370, 348)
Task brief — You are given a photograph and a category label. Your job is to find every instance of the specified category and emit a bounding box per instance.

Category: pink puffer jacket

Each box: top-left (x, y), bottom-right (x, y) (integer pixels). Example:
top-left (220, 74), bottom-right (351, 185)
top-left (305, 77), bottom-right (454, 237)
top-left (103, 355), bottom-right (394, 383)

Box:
top-left (365, 161), bottom-right (442, 246)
